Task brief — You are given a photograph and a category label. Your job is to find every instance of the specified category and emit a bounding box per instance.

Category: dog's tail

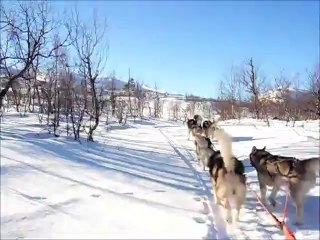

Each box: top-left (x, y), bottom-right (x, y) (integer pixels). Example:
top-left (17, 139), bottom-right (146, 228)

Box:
top-left (211, 118), bottom-right (220, 130)
top-left (214, 128), bottom-right (234, 172)
top-left (212, 115), bottom-right (220, 125)
top-left (302, 157), bottom-right (320, 176)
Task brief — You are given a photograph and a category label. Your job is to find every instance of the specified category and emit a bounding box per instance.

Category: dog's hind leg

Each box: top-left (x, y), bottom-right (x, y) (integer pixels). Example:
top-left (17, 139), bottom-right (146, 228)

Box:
top-left (212, 181), bottom-right (221, 205)
top-left (268, 177), bottom-right (282, 207)
top-left (233, 198), bottom-right (243, 223)
top-left (195, 143), bottom-right (201, 162)
top-left (224, 199), bottom-right (232, 223)
top-left (258, 174), bottom-right (267, 204)
top-left (268, 185), bottom-right (280, 207)
top-left (290, 183), bottom-right (306, 225)
top-left (201, 156), bottom-right (206, 171)
top-left (294, 200), bottom-right (304, 225)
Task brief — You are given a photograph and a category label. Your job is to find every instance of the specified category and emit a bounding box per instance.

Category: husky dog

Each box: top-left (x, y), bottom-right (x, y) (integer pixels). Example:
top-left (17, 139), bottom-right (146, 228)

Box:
top-left (205, 119), bottom-right (220, 140)
top-left (193, 114), bottom-right (203, 127)
top-left (191, 125), bottom-right (205, 156)
top-left (191, 124), bottom-right (203, 137)
top-left (207, 128), bottom-right (246, 223)
top-left (187, 114), bottom-right (203, 140)
top-left (187, 119), bottom-right (197, 140)
top-left (193, 134), bottom-right (214, 170)
top-left (202, 120), bottom-right (213, 138)
top-left (250, 146), bottom-right (320, 225)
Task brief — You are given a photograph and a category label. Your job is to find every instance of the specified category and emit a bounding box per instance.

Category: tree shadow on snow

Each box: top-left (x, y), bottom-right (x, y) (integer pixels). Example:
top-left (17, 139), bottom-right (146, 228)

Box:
top-left (5, 136), bottom-right (207, 195)
top-left (106, 124), bottom-right (137, 131)
top-left (232, 136), bottom-right (254, 142)
top-left (231, 136), bottom-right (273, 143)
top-left (127, 119), bottom-right (156, 126)
top-left (4, 156), bottom-right (204, 215)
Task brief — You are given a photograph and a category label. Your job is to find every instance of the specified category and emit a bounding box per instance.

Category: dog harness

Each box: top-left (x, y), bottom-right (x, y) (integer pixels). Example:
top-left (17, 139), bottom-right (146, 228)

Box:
top-left (266, 157), bottom-right (299, 178)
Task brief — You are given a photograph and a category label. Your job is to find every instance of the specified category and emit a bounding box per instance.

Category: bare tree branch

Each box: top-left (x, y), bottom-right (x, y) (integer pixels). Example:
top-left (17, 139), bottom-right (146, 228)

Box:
top-left (0, 1), bottom-right (71, 107)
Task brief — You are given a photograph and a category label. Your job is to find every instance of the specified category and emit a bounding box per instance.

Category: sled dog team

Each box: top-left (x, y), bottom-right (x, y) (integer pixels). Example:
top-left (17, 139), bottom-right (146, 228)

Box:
top-left (187, 114), bottom-right (320, 225)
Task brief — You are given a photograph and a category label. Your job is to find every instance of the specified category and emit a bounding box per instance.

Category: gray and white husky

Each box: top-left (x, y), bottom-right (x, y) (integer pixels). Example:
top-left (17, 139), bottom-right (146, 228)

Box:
top-left (208, 128), bottom-right (247, 223)
top-left (250, 146), bottom-right (320, 225)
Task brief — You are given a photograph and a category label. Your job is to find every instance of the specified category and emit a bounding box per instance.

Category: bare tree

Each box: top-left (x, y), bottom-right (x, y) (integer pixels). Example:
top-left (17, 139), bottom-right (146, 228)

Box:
top-left (124, 76), bottom-right (135, 116)
top-left (173, 102), bottom-right (181, 120)
top-left (31, 55), bottom-right (43, 113)
top-left (217, 80), bottom-right (235, 120)
top-left (134, 81), bottom-right (146, 118)
top-left (240, 58), bottom-right (265, 119)
top-left (66, 8), bottom-right (108, 142)
top-left (185, 94), bottom-right (198, 118)
top-left (60, 69), bottom-right (74, 137)
top-left (70, 76), bottom-right (88, 141)
top-left (259, 83), bottom-right (274, 127)
top-left (273, 71), bottom-right (292, 121)
top-left (153, 83), bottom-right (161, 118)
top-left (220, 66), bottom-right (244, 120)
top-left (110, 74), bottom-right (117, 117)
top-left (0, 1), bottom-right (70, 108)
top-left (306, 65), bottom-right (320, 119)
top-left (272, 72), bottom-right (304, 124)
top-left (181, 107), bottom-right (189, 124)
top-left (116, 97), bottom-right (127, 124)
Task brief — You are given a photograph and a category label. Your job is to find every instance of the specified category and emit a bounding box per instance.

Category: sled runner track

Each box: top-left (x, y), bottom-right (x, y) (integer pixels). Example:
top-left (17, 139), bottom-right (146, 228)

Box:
top-left (157, 127), bottom-right (230, 240)
top-left (157, 126), bottom-right (276, 240)
top-left (181, 140), bottom-right (258, 240)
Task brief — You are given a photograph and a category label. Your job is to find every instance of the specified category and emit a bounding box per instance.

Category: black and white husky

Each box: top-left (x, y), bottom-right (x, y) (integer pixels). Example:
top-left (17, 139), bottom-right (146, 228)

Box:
top-left (187, 114), bottom-right (203, 140)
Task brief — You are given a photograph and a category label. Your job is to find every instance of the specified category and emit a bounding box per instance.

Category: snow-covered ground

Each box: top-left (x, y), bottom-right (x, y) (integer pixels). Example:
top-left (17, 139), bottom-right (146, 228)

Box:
top-left (1, 113), bottom-right (319, 239)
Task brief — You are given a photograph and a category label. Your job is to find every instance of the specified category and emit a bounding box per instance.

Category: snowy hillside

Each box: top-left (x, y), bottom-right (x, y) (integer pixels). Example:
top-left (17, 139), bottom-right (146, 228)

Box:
top-left (1, 113), bottom-right (319, 239)
top-left (260, 87), bottom-right (310, 103)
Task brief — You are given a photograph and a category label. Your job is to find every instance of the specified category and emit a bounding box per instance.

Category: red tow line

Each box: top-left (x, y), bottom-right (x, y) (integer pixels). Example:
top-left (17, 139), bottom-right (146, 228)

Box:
top-left (246, 183), bottom-right (297, 240)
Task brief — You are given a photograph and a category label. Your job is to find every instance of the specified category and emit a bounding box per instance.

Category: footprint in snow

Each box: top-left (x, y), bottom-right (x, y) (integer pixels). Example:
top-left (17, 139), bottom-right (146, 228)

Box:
top-left (201, 195), bottom-right (208, 201)
top-left (30, 196), bottom-right (47, 200)
top-left (201, 202), bottom-right (210, 215)
top-left (154, 190), bottom-right (166, 193)
top-left (91, 194), bottom-right (100, 198)
top-left (194, 196), bottom-right (201, 202)
top-left (193, 216), bottom-right (207, 224)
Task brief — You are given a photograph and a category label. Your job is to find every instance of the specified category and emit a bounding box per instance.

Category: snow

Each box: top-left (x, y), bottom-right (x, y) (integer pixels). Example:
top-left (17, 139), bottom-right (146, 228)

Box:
top-left (1, 113), bottom-right (319, 239)
top-left (141, 84), bottom-right (166, 94)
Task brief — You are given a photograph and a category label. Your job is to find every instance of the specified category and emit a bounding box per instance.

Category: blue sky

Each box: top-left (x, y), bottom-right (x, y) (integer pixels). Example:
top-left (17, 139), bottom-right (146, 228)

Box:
top-left (9, 1), bottom-right (320, 97)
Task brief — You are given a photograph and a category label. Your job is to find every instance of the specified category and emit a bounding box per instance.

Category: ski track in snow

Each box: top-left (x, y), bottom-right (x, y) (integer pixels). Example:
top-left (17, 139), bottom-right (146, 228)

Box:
top-left (157, 126), bottom-right (229, 240)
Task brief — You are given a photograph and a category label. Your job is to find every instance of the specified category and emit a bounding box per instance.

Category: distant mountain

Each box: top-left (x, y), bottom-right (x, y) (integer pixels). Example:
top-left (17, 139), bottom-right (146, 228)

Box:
top-left (96, 77), bottom-right (126, 90)
top-left (0, 66), bottom-right (20, 76)
top-left (0, 67), bottom-right (204, 100)
top-left (141, 84), bottom-right (166, 94)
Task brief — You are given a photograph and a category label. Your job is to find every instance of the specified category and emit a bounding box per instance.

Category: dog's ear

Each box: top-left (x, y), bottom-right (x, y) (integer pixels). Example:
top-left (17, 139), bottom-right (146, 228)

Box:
top-left (252, 146), bottom-right (257, 152)
top-left (262, 146), bottom-right (266, 151)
